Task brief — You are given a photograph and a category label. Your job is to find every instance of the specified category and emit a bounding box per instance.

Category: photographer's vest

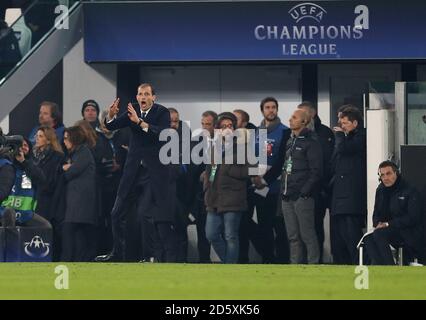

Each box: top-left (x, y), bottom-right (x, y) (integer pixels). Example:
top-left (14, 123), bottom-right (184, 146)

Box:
top-left (0, 159), bottom-right (36, 224)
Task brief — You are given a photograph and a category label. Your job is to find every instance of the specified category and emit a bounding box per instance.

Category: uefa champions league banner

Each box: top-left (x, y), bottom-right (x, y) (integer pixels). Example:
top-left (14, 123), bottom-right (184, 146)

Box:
top-left (84, 0), bottom-right (426, 62)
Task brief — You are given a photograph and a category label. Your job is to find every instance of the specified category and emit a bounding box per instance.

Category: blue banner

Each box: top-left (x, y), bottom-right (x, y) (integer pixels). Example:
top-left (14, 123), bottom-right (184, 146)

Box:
top-left (84, 1), bottom-right (426, 62)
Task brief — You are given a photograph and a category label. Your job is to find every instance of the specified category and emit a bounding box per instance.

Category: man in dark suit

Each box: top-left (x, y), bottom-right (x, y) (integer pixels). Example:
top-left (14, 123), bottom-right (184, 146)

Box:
top-left (365, 161), bottom-right (425, 265)
top-left (95, 83), bottom-right (177, 262)
top-left (330, 105), bottom-right (366, 264)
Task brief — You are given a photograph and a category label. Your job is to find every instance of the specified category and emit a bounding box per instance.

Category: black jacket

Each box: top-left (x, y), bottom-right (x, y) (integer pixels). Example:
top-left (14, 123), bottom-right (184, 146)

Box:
top-left (63, 144), bottom-right (97, 225)
top-left (373, 178), bottom-right (424, 253)
top-left (105, 103), bottom-right (174, 222)
top-left (95, 128), bottom-right (130, 184)
top-left (283, 128), bottom-right (322, 200)
top-left (0, 159), bottom-right (15, 203)
top-left (21, 148), bottom-right (64, 219)
top-left (331, 127), bottom-right (367, 216)
top-left (313, 115), bottom-right (335, 188)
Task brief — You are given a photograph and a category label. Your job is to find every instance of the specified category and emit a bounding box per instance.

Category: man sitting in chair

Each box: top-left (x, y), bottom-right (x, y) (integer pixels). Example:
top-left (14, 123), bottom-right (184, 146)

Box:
top-left (364, 161), bottom-right (425, 265)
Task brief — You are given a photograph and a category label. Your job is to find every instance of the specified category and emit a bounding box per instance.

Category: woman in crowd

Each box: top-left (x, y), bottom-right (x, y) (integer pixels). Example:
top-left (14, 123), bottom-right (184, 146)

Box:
top-left (30, 126), bottom-right (64, 220)
top-left (61, 126), bottom-right (97, 262)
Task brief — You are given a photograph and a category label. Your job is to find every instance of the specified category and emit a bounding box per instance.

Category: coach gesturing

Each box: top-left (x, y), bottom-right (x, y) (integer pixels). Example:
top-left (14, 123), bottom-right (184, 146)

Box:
top-left (95, 83), bottom-right (177, 263)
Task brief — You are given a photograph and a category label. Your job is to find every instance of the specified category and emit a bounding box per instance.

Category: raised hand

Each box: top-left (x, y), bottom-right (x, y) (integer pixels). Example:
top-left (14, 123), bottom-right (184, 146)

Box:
top-left (108, 98), bottom-right (120, 119)
top-left (127, 103), bottom-right (139, 124)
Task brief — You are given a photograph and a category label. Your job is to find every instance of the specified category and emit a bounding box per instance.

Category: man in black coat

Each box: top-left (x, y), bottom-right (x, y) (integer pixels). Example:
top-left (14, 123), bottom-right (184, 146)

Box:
top-left (330, 105), bottom-right (366, 264)
top-left (168, 107), bottom-right (192, 262)
top-left (260, 109), bottom-right (322, 264)
top-left (297, 101), bottom-right (334, 262)
top-left (95, 83), bottom-right (177, 262)
top-left (365, 161), bottom-right (425, 265)
top-left (188, 110), bottom-right (218, 263)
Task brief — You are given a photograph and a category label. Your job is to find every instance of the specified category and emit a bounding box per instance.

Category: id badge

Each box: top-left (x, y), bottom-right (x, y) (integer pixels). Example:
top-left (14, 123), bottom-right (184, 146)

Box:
top-left (21, 174), bottom-right (32, 189)
top-left (284, 157), bottom-right (292, 175)
top-left (209, 165), bottom-right (217, 182)
top-left (265, 141), bottom-right (273, 157)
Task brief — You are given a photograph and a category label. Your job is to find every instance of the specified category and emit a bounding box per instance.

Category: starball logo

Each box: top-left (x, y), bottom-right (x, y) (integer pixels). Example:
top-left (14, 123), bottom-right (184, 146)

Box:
top-left (254, 2), bottom-right (370, 57)
top-left (288, 3), bottom-right (327, 23)
top-left (24, 235), bottom-right (50, 258)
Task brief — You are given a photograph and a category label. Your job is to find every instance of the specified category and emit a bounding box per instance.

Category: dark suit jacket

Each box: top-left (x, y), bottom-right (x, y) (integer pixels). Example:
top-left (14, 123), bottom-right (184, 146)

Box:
top-left (373, 178), bottom-right (424, 253)
top-left (331, 128), bottom-right (367, 216)
top-left (20, 148), bottom-right (64, 220)
top-left (105, 103), bottom-right (174, 222)
top-left (63, 144), bottom-right (97, 225)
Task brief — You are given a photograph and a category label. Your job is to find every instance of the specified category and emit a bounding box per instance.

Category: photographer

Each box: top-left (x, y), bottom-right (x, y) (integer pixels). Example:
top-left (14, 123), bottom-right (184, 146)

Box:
top-left (0, 135), bottom-right (52, 228)
top-left (0, 140), bottom-right (15, 208)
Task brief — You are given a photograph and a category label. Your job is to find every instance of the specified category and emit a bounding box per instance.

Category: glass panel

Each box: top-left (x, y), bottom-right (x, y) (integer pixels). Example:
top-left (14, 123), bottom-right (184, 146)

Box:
top-left (329, 76), bottom-right (367, 127)
top-left (368, 81), bottom-right (395, 110)
top-left (0, 0), bottom-right (81, 82)
top-left (406, 82), bottom-right (426, 145)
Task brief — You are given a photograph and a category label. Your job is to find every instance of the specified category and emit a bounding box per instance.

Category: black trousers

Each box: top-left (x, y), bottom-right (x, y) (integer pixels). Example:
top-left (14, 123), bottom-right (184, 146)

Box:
top-left (111, 166), bottom-right (179, 262)
top-left (364, 227), bottom-right (425, 265)
top-left (314, 191), bottom-right (329, 263)
top-left (274, 215), bottom-right (290, 264)
top-left (364, 227), bottom-right (402, 265)
top-left (140, 215), bottom-right (161, 261)
top-left (174, 200), bottom-right (189, 263)
top-left (244, 192), bottom-right (279, 263)
top-left (155, 222), bottom-right (179, 263)
top-left (194, 196), bottom-right (211, 263)
top-left (61, 222), bottom-right (97, 262)
top-left (238, 209), bottom-right (263, 263)
top-left (330, 214), bottom-right (364, 264)
top-left (97, 179), bottom-right (119, 256)
top-left (110, 166), bottom-right (151, 260)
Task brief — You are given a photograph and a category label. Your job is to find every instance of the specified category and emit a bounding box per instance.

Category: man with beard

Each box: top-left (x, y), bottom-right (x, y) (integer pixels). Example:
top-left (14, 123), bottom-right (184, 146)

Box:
top-left (95, 83), bottom-right (177, 262)
top-left (249, 97), bottom-right (290, 263)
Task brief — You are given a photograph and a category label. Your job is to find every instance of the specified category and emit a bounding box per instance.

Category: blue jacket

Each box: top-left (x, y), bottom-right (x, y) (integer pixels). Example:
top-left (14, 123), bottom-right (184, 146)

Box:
top-left (255, 119), bottom-right (288, 194)
top-left (0, 163), bottom-right (36, 224)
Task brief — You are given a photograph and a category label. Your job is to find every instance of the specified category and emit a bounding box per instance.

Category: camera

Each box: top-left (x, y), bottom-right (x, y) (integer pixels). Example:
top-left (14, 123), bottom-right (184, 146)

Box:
top-left (0, 133), bottom-right (24, 159)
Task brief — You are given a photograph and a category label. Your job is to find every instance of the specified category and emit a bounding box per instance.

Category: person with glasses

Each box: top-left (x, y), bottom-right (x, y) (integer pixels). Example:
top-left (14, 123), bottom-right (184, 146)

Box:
top-left (203, 112), bottom-right (250, 263)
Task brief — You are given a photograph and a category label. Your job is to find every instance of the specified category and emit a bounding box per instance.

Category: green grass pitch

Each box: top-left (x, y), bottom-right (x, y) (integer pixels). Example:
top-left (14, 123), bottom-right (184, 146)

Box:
top-left (0, 263), bottom-right (425, 299)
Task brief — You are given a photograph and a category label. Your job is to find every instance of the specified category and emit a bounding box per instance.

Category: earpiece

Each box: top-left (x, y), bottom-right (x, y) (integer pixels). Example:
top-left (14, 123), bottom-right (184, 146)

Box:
top-left (377, 160), bottom-right (400, 182)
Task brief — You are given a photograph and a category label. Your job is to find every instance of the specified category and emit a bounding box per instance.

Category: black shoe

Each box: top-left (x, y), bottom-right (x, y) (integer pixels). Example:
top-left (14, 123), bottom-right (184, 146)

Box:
top-left (138, 257), bottom-right (158, 263)
top-left (94, 253), bottom-right (123, 262)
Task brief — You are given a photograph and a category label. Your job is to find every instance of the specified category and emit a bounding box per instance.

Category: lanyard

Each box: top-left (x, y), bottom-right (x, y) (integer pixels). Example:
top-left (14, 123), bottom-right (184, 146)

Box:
top-left (209, 165), bottom-right (217, 182)
top-left (108, 139), bottom-right (116, 157)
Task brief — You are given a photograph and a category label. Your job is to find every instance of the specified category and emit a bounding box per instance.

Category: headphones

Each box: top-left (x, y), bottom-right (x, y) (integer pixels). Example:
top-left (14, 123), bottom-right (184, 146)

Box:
top-left (377, 160), bottom-right (400, 182)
